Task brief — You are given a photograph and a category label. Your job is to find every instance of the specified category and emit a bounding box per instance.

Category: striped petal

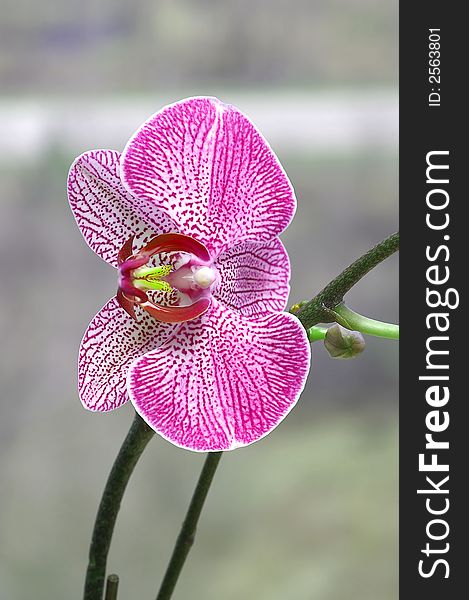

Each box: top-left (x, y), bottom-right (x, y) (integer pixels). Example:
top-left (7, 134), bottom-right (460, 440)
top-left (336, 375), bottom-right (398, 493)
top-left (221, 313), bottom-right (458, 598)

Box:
top-left (121, 97), bottom-right (296, 257)
top-left (79, 297), bottom-right (178, 412)
top-left (127, 299), bottom-right (310, 451)
top-left (68, 149), bottom-right (176, 267)
top-left (214, 237), bottom-right (291, 316)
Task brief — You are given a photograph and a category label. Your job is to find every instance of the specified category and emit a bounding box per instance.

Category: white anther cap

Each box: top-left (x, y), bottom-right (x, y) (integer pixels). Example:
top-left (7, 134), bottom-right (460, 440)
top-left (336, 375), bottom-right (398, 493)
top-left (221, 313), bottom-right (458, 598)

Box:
top-left (193, 266), bottom-right (216, 289)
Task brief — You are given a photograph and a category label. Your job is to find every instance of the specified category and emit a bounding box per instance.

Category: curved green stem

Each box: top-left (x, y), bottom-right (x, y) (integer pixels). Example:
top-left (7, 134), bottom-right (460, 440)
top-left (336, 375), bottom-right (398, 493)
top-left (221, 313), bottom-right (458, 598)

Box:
top-left (156, 452), bottom-right (223, 600)
top-left (293, 232), bottom-right (399, 329)
top-left (84, 413), bottom-right (154, 600)
top-left (307, 308), bottom-right (399, 343)
top-left (333, 304), bottom-right (399, 340)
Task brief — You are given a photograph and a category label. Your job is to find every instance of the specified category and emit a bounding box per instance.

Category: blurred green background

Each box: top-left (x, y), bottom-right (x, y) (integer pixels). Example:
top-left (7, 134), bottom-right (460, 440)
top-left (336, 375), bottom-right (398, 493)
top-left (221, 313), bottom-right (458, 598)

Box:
top-left (0, 1), bottom-right (398, 599)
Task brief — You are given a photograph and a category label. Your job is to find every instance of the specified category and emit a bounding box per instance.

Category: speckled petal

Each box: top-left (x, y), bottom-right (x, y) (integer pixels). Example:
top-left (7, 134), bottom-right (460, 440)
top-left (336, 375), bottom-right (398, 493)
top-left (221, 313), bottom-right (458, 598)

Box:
top-left (214, 237), bottom-right (291, 317)
top-left (120, 97), bottom-right (296, 256)
top-left (127, 299), bottom-right (310, 451)
top-left (79, 297), bottom-right (178, 412)
top-left (68, 149), bottom-right (176, 267)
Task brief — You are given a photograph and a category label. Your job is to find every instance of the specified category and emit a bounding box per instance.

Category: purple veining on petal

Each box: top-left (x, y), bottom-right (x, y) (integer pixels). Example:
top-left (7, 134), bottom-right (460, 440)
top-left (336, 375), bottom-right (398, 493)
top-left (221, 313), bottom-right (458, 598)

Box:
top-left (214, 237), bottom-right (291, 316)
top-left (67, 149), bottom-right (176, 266)
top-left (79, 296), bottom-right (178, 412)
top-left (127, 299), bottom-right (311, 452)
top-left (120, 97), bottom-right (296, 257)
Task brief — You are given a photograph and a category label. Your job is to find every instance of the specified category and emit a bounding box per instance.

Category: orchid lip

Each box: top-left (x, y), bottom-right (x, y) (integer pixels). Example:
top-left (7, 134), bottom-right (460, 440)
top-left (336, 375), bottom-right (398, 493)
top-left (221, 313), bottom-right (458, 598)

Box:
top-left (140, 296), bottom-right (211, 323)
top-left (116, 233), bottom-right (214, 323)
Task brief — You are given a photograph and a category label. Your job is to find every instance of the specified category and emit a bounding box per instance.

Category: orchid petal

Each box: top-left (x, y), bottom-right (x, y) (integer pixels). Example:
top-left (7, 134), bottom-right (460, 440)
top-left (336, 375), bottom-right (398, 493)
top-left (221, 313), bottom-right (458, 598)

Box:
top-left (79, 296), bottom-right (177, 412)
top-left (127, 299), bottom-right (310, 451)
top-left (121, 97), bottom-right (296, 257)
top-left (214, 237), bottom-right (290, 317)
top-left (68, 149), bottom-right (176, 267)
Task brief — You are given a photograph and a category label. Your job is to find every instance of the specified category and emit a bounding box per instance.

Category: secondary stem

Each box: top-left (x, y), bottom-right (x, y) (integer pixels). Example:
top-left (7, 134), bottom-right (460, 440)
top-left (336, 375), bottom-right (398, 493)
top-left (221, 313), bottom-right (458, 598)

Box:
top-left (104, 575), bottom-right (119, 600)
top-left (84, 413), bottom-right (154, 600)
top-left (334, 304), bottom-right (399, 339)
top-left (294, 232), bottom-right (399, 329)
top-left (307, 307), bottom-right (399, 342)
top-left (156, 452), bottom-right (223, 600)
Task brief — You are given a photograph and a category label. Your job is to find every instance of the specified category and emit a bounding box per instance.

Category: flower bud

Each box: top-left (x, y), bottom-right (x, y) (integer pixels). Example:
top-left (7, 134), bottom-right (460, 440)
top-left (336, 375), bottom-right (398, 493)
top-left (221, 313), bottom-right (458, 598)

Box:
top-left (290, 300), bottom-right (308, 314)
top-left (324, 324), bottom-right (365, 359)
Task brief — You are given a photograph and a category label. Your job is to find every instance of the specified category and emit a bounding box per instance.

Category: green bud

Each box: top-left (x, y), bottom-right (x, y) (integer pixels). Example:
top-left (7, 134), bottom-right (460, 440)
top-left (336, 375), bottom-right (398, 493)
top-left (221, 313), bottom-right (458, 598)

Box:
top-left (324, 324), bottom-right (365, 359)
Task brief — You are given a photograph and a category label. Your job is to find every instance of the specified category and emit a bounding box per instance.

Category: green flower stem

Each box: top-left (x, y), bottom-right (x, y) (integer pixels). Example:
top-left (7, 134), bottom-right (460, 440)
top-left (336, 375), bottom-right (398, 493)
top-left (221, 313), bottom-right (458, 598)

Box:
top-left (84, 413), bottom-right (154, 600)
top-left (294, 232), bottom-right (399, 329)
top-left (307, 308), bottom-right (399, 342)
top-left (333, 304), bottom-right (399, 340)
top-left (156, 452), bottom-right (223, 600)
top-left (307, 325), bottom-right (328, 342)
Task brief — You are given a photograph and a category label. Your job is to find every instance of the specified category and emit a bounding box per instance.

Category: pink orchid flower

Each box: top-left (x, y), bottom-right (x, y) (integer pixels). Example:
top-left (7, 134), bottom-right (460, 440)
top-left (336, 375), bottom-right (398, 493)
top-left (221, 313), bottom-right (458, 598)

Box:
top-left (68, 97), bottom-right (311, 452)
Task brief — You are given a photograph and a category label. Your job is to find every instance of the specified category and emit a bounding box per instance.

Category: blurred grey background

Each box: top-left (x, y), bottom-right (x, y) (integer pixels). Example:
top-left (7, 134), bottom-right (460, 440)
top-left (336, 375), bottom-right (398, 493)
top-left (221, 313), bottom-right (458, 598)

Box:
top-left (0, 1), bottom-right (398, 599)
